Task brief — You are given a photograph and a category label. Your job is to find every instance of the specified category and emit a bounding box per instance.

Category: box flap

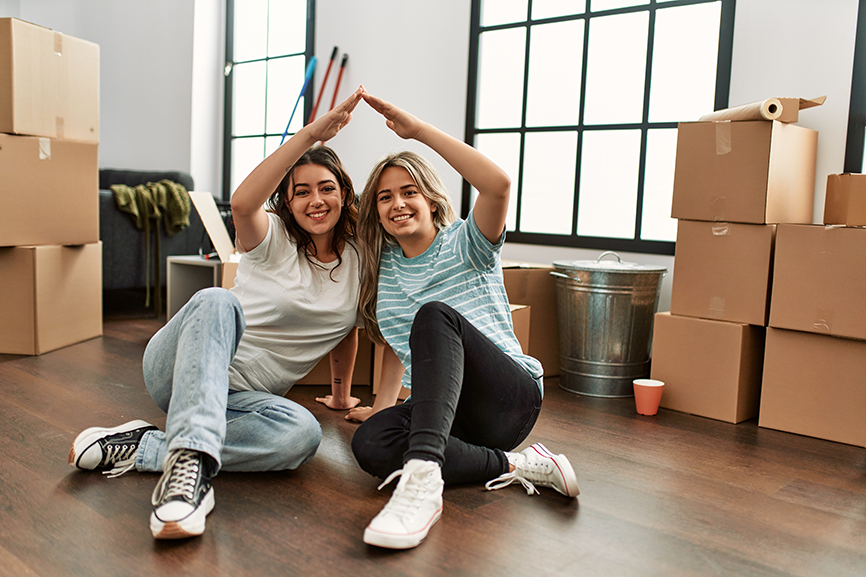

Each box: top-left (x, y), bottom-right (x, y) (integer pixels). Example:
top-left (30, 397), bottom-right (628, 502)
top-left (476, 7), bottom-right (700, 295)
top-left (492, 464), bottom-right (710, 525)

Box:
top-left (189, 191), bottom-right (240, 264)
top-left (775, 96), bottom-right (826, 123)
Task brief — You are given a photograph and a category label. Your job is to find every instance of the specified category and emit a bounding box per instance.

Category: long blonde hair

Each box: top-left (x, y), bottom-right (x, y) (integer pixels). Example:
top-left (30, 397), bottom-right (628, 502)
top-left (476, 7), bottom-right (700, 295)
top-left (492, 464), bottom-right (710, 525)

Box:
top-left (358, 151), bottom-right (456, 345)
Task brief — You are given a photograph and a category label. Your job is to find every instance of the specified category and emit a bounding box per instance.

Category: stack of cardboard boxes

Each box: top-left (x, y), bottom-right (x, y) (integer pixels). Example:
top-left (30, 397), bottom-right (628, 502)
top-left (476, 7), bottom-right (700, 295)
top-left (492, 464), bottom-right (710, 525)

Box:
top-left (758, 176), bottom-right (866, 447)
top-left (649, 98), bottom-right (819, 424)
top-left (0, 18), bottom-right (102, 355)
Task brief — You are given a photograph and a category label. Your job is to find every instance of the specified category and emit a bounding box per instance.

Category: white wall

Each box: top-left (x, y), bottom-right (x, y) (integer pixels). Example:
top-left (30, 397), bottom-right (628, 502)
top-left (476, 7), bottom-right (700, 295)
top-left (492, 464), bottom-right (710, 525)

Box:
top-left (313, 0), bottom-right (471, 209)
top-left (4, 0), bottom-right (197, 175)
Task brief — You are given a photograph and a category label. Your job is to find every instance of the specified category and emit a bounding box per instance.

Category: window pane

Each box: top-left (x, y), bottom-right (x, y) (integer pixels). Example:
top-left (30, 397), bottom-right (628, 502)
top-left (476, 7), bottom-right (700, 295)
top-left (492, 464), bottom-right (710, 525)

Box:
top-left (520, 131), bottom-right (577, 235)
top-left (475, 133), bottom-right (522, 231)
top-left (231, 137), bottom-right (266, 195)
top-left (641, 128), bottom-right (678, 241)
top-left (267, 0), bottom-right (307, 57)
top-left (532, 0), bottom-right (586, 19)
top-left (232, 61), bottom-right (267, 136)
top-left (481, 0), bottom-right (528, 26)
top-left (233, 0), bottom-right (267, 62)
top-left (577, 129), bottom-right (641, 239)
top-left (583, 12), bottom-right (648, 125)
top-left (266, 55), bottom-right (306, 135)
top-left (265, 135), bottom-right (283, 158)
top-left (477, 28), bottom-right (527, 129)
top-left (648, 2), bottom-right (721, 122)
top-left (526, 20), bottom-right (584, 127)
top-left (590, 0), bottom-right (649, 10)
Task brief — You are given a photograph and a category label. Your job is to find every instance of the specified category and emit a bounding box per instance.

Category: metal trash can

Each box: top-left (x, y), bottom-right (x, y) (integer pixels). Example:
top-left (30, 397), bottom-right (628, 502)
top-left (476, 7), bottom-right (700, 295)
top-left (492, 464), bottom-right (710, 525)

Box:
top-left (551, 252), bottom-right (667, 398)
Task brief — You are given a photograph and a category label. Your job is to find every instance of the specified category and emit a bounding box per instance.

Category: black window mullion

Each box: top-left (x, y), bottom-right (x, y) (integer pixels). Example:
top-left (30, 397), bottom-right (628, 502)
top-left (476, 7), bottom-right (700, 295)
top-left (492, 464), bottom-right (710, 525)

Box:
top-left (572, 14), bottom-right (590, 237)
top-left (634, 3), bottom-right (658, 243)
top-left (222, 0), bottom-right (236, 201)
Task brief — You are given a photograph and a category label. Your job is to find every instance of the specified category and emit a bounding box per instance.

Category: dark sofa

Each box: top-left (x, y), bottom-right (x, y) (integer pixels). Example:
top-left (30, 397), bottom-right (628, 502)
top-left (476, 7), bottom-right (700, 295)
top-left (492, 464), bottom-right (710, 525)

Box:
top-left (99, 169), bottom-right (211, 291)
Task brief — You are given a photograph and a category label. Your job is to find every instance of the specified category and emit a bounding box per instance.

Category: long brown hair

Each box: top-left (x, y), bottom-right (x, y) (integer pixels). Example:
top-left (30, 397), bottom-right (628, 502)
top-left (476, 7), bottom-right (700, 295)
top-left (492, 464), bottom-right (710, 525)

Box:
top-left (266, 145), bottom-right (358, 279)
top-left (357, 151), bottom-right (456, 344)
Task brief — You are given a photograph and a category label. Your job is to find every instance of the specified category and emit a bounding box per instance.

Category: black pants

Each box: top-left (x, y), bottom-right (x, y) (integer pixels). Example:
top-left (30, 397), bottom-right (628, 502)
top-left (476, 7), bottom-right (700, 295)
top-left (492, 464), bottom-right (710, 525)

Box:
top-left (352, 302), bottom-right (542, 485)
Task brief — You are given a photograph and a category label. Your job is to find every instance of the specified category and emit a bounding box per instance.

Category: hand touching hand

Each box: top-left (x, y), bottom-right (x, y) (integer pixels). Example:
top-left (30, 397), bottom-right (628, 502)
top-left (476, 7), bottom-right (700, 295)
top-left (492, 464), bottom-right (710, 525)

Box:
top-left (345, 406), bottom-right (375, 423)
top-left (306, 85), bottom-right (365, 143)
top-left (362, 91), bottom-right (425, 140)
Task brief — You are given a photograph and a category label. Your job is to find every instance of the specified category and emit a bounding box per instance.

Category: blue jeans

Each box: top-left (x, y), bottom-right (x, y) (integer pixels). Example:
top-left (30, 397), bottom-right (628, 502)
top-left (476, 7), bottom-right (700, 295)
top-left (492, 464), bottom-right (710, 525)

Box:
top-left (352, 302), bottom-right (542, 485)
top-left (136, 288), bottom-right (321, 473)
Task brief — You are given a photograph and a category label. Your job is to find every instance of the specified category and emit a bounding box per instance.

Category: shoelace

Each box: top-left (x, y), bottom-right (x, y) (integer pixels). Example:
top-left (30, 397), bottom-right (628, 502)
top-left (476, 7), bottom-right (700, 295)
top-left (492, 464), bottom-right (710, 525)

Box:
top-left (151, 450), bottom-right (200, 506)
top-left (485, 456), bottom-right (557, 495)
top-left (485, 470), bottom-right (540, 495)
top-left (377, 468), bottom-right (429, 518)
top-left (102, 443), bottom-right (138, 478)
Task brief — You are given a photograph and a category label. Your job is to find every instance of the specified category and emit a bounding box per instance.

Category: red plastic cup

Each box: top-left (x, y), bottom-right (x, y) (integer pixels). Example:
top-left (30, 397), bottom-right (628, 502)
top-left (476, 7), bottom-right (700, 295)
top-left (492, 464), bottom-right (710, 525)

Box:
top-left (633, 379), bottom-right (665, 416)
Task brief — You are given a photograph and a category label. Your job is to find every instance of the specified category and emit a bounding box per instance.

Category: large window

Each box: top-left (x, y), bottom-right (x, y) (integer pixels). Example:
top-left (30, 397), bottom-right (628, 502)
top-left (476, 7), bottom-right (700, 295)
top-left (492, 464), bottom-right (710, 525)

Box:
top-left (223, 0), bottom-right (314, 200)
top-left (464, 0), bottom-right (736, 255)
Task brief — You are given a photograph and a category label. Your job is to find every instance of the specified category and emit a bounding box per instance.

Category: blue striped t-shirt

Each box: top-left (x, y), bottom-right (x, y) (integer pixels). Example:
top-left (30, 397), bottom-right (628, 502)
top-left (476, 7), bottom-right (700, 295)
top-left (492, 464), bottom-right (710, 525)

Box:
top-left (377, 210), bottom-right (544, 394)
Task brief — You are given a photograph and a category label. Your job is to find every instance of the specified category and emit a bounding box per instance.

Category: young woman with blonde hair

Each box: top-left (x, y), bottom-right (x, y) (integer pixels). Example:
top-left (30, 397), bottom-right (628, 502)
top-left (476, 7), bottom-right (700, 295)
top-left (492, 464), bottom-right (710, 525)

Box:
top-left (350, 90), bottom-right (579, 550)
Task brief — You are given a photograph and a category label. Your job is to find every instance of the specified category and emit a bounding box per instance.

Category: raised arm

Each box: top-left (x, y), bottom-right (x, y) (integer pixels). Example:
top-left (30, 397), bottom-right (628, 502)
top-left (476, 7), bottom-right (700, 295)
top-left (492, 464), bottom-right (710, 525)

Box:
top-left (230, 85), bottom-right (364, 252)
top-left (362, 91), bottom-right (510, 245)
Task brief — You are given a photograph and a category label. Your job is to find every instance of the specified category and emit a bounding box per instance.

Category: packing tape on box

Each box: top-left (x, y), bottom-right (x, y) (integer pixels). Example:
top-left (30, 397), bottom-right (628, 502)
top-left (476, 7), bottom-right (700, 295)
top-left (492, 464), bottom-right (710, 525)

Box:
top-left (710, 196), bottom-right (726, 221)
top-left (699, 98), bottom-right (783, 122)
top-left (54, 32), bottom-right (63, 55)
top-left (709, 296), bottom-right (726, 317)
top-left (38, 138), bottom-right (51, 160)
top-left (715, 121), bottom-right (732, 155)
top-left (712, 224), bottom-right (731, 236)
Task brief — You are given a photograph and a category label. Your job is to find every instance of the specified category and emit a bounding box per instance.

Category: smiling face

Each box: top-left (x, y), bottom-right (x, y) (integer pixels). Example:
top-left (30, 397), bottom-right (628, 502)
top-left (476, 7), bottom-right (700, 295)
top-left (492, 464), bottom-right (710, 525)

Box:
top-left (375, 166), bottom-right (438, 257)
top-left (286, 163), bottom-right (345, 244)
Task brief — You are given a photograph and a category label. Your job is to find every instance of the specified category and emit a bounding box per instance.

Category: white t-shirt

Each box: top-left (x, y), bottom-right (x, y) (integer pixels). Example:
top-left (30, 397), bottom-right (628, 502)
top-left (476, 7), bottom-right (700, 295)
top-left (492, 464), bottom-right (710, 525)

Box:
top-left (227, 212), bottom-right (361, 395)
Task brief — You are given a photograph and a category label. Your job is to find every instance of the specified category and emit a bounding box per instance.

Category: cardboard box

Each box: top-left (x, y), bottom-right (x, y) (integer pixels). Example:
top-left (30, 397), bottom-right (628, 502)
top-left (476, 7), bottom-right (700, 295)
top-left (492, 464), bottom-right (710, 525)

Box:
top-left (0, 133), bottom-right (98, 247)
top-left (760, 328), bottom-right (866, 447)
top-left (0, 18), bottom-right (99, 142)
top-left (372, 303), bottom-right (531, 399)
top-left (775, 96), bottom-right (826, 124)
top-left (0, 243), bottom-right (102, 355)
top-left (769, 224), bottom-right (866, 341)
top-left (189, 191), bottom-right (240, 289)
top-left (502, 261), bottom-right (559, 376)
top-left (650, 312), bottom-right (765, 424)
top-left (671, 120), bottom-right (817, 224)
top-left (823, 173), bottom-right (866, 227)
top-left (670, 220), bottom-right (776, 326)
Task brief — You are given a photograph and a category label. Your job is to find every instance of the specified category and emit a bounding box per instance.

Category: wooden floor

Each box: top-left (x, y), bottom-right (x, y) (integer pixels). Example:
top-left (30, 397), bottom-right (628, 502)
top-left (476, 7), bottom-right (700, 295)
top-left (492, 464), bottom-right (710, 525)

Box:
top-left (1, 311), bottom-right (865, 577)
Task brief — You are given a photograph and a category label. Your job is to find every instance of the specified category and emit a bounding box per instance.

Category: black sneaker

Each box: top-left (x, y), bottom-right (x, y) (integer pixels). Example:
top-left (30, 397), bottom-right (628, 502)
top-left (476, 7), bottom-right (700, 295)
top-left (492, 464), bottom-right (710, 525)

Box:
top-left (68, 420), bottom-right (158, 477)
top-left (150, 449), bottom-right (217, 539)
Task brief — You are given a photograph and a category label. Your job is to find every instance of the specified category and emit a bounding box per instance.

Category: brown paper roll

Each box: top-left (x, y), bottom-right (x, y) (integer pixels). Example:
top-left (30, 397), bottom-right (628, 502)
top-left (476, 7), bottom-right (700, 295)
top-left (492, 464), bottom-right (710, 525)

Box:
top-left (699, 98), bottom-right (783, 122)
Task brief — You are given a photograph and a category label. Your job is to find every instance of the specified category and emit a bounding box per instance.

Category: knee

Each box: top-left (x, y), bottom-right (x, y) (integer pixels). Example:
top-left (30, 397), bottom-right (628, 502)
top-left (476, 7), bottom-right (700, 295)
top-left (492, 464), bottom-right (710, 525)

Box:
top-left (272, 404), bottom-right (322, 468)
top-left (415, 301), bottom-right (454, 323)
top-left (189, 287), bottom-right (242, 319)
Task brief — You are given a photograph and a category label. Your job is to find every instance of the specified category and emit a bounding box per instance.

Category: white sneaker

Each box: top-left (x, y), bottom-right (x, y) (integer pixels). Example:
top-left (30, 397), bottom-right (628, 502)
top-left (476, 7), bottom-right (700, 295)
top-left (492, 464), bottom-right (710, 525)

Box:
top-left (363, 459), bottom-right (444, 549)
top-left (485, 443), bottom-right (579, 498)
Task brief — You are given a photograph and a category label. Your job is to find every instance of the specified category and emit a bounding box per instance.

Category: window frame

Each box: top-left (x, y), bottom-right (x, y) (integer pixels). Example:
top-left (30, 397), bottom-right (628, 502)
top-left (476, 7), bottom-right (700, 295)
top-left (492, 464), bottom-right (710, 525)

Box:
top-left (462, 0), bottom-right (737, 256)
top-left (222, 0), bottom-right (316, 201)
top-left (845, 0), bottom-right (866, 173)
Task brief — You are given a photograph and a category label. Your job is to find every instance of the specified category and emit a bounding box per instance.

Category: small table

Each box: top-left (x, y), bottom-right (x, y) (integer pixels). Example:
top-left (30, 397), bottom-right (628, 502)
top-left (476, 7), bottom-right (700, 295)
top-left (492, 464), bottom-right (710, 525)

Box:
top-left (166, 255), bottom-right (222, 319)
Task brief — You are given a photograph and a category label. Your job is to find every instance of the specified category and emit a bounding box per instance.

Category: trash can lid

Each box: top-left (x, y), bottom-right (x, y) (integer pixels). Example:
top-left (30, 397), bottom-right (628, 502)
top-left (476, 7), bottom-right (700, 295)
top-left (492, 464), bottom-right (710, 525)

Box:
top-left (553, 251), bottom-right (668, 273)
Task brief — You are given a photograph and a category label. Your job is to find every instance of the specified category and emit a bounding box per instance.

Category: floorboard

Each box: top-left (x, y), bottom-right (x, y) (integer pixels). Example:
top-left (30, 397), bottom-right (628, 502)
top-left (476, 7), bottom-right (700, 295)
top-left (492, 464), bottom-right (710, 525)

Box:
top-left (0, 314), bottom-right (864, 576)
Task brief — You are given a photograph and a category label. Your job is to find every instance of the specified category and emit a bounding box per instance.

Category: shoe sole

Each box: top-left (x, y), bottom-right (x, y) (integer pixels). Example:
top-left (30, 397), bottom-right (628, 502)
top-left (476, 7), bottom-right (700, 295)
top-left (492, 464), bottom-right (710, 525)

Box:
top-left (362, 506), bottom-right (443, 549)
top-left (68, 419), bottom-right (156, 469)
top-left (150, 488), bottom-right (215, 539)
top-left (532, 443), bottom-right (580, 498)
